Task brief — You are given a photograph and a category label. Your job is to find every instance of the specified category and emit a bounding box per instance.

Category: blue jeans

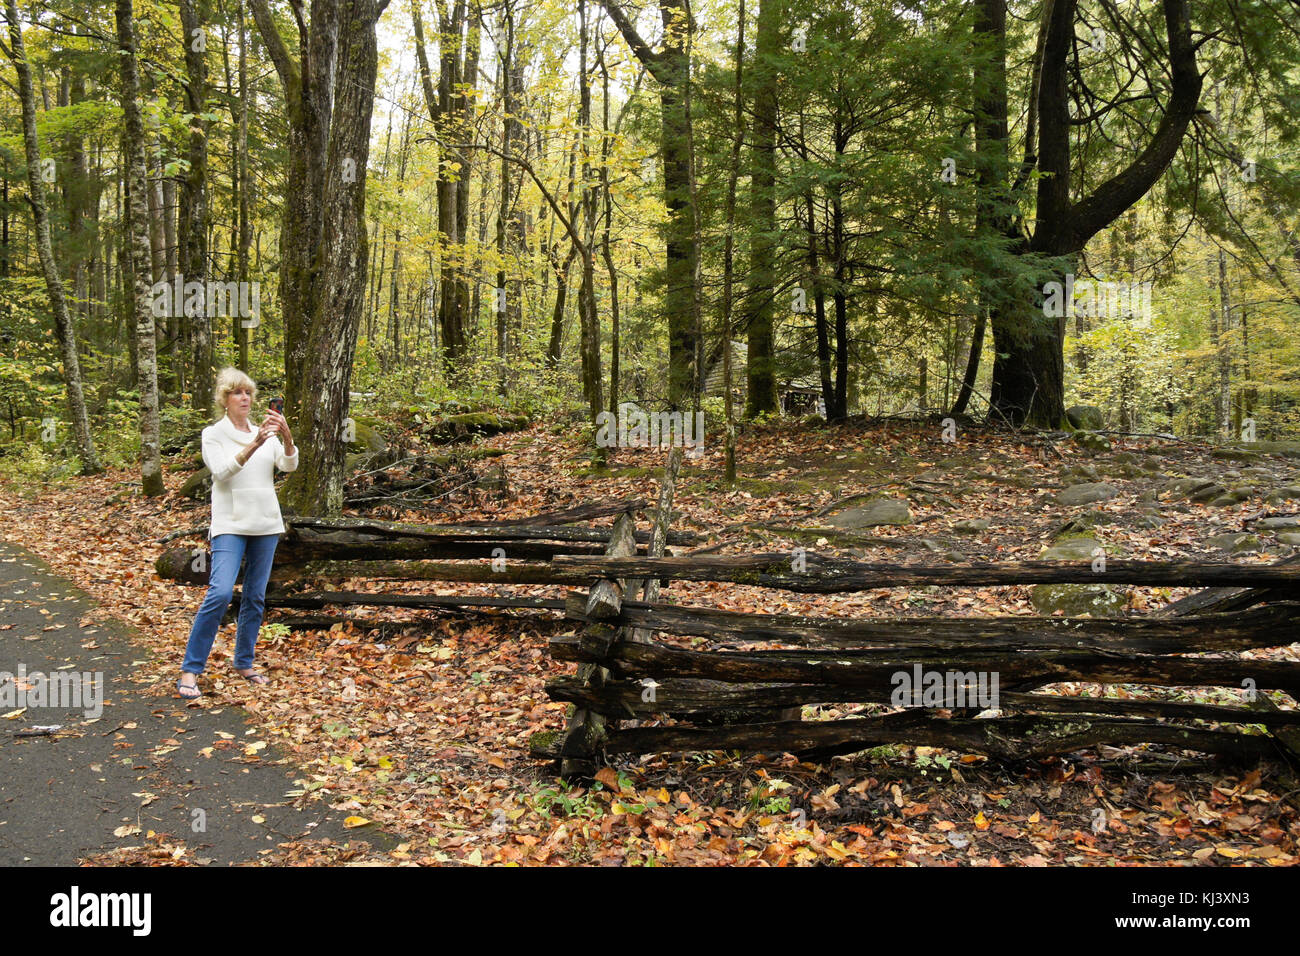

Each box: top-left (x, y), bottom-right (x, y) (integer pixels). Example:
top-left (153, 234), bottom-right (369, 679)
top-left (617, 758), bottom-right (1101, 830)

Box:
top-left (181, 533), bottom-right (280, 674)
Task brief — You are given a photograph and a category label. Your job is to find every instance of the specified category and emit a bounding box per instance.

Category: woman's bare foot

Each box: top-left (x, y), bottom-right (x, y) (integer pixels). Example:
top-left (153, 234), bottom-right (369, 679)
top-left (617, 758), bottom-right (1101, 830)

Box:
top-left (236, 668), bottom-right (270, 685)
top-left (176, 673), bottom-right (201, 699)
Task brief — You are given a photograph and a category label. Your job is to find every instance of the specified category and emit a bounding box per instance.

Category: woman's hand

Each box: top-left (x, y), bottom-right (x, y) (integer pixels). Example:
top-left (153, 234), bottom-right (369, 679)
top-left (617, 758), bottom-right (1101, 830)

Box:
top-left (235, 422), bottom-right (275, 466)
top-left (265, 410), bottom-right (294, 454)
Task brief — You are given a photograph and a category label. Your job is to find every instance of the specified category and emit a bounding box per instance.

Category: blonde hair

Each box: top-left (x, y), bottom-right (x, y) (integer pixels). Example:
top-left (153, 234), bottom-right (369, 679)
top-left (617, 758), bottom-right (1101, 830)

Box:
top-left (214, 367), bottom-right (258, 418)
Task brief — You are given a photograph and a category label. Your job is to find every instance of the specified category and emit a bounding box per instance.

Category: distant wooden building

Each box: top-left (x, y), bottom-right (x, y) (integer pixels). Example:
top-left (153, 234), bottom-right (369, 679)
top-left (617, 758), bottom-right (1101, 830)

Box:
top-left (702, 340), bottom-right (827, 417)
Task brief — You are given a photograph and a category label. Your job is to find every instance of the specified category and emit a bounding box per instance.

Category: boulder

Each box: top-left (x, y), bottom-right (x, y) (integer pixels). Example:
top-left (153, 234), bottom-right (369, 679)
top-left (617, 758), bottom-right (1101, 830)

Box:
top-left (1041, 537), bottom-right (1105, 561)
top-left (1245, 440), bottom-right (1300, 458)
top-left (1054, 510), bottom-right (1115, 536)
top-left (1276, 532), bottom-right (1300, 546)
top-left (1209, 488), bottom-right (1254, 507)
top-left (178, 466), bottom-right (212, 500)
top-left (1206, 532), bottom-right (1260, 554)
top-left (1072, 431), bottom-right (1113, 453)
top-left (1066, 405), bottom-right (1104, 430)
top-left (1056, 482), bottom-right (1119, 506)
top-left (1256, 516), bottom-right (1300, 530)
top-left (423, 411), bottom-right (530, 443)
top-left (826, 498), bottom-right (914, 529)
top-left (1030, 584), bottom-right (1126, 616)
top-left (1031, 537), bottom-right (1123, 615)
top-left (1266, 486), bottom-right (1300, 504)
top-left (951, 518), bottom-right (990, 534)
top-left (347, 419), bottom-right (389, 455)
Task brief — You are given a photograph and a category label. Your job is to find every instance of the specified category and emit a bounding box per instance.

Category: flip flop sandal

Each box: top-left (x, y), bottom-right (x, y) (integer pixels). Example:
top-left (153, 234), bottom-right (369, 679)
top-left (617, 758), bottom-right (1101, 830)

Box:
top-left (238, 672), bottom-right (270, 685)
top-left (176, 678), bottom-right (202, 699)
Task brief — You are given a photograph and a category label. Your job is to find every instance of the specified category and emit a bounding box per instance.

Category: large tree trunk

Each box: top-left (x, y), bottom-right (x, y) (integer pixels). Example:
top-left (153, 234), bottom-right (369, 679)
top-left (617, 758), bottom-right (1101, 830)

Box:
top-left (744, 0), bottom-right (780, 417)
top-left (988, 0), bottom-right (1201, 427)
top-left (251, 0), bottom-right (390, 516)
top-left (115, 0), bottom-right (163, 495)
top-left (3, 0), bottom-right (101, 474)
top-left (178, 0), bottom-right (212, 411)
top-left (601, 0), bottom-right (699, 409)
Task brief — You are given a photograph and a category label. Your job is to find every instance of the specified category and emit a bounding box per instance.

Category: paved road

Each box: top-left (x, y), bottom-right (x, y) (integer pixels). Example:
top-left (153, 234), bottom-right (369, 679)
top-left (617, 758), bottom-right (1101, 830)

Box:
top-left (0, 539), bottom-right (396, 865)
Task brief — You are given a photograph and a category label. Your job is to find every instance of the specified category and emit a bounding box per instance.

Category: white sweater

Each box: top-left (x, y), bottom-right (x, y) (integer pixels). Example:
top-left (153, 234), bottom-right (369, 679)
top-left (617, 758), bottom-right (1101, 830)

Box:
top-left (201, 414), bottom-right (299, 538)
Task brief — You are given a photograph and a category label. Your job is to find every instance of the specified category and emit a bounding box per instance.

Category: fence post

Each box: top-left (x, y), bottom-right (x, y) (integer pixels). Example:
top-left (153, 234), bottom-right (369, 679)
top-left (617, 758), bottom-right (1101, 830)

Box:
top-left (557, 511), bottom-right (637, 779)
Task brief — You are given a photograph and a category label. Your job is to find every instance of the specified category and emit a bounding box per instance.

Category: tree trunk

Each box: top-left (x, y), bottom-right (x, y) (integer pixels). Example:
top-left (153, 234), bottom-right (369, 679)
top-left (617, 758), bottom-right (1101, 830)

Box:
top-left (178, 0), bottom-right (212, 411)
top-left (744, 0), bottom-right (780, 417)
top-left (988, 0), bottom-right (1201, 427)
top-left (250, 0), bottom-right (390, 516)
top-left (3, 0), bottom-right (102, 474)
top-left (115, 0), bottom-right (163, 495)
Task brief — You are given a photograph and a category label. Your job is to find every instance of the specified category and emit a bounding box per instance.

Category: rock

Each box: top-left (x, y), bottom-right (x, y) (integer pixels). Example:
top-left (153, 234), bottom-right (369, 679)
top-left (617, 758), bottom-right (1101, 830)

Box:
top-left (1063, 464), bottom-right (1101, 482)
top-left (1057, 482), bottom-right (1119, 506)
top-left (178, 466), bottom-right (211, 499)
top-left (1041, 537), bottom-right (1105, 561)
top-left (1030, 584), bottom-right (1126, 616)
top-left (1055, 510), bottom-right (1115, 536)
top-left (1190, 484), bottom-right (1228, 503)
top-left (347, 419), bottom-right (388, 455)
top-left (1162, 477), bottom-right (1229, 503)
top-left (1134, 512), bottom-right (1166, 529)
top-left (1066, 405), bottom-right (1104, 430)
top-left (827, 498), bottom-right (914, 529)
top-left (1256, 516), bottom-right (1300, 530)
top-left (1244, 440), bottom-right (1300, 458)
top-left (1072, 431), bottom-right (1113, 453)
top-left (1206, 532), bottom-right (1260, 553)
top-left (1276, 532), bottom-right (1300, 546)
top-left (951, 518), bottom-right (990, 534)
top-left (1266, 486), bottom-right (1300, 504)
top-left (1209, 488), bottom-right (1253, 507)
top-left (1211, 447), bottom-right (1261, 461)
top-left (423, 411), bottom-right (530, 443)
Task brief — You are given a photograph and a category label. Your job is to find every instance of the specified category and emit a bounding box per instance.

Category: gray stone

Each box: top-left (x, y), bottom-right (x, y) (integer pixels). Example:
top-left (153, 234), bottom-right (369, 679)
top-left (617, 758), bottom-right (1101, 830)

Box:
top-left (1257, 516), bottom-right (1300, 530)
top-left (1057, 482), bottom-right (1119, 506)
top-left (1041, 537), bottom-right (1105, 560)
top-left (952, 518), bottom-right (991, 534)
top-left (1211, 447), bottom-right (1261, 461)
top-left (826, 498), bottom-right (914, 529)
top-left (1066, 405), bottom-right (1104, 430)
top-left (1245, 440), bottom-right (1300, 458)
top-left (1030, 584), bottom-right (1126, 616)
top-left (1266, 486), bottom-right (1300, 503)
top-left (1206, 532), bottom-right (1260, 553)
top-left (1056, 511), bottom-right (1115, 536)
top-left (1276, 532), bottom-right (1300, 546)
top-left (1210, 488), bottom-right (1254, 507)
top-left (178, 466), bottom-right (212, 500)
top-left (1134, 512), bottom-right (1166, 529)
top-left (1072, 431), bottom-right (1113, 453)
top-left (347, 419), bottom-right (389, 455)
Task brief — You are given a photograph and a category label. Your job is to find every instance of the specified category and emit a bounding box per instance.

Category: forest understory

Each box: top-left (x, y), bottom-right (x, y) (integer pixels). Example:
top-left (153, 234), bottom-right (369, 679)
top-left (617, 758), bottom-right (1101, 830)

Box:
top-left (2, 415), bottom-right (1298, 866)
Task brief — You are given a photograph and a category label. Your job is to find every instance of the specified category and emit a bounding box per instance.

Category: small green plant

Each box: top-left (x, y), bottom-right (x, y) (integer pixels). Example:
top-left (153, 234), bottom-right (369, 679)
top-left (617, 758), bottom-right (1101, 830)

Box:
top-left (531, 780), bottom-right (602, 820)
top-left (259, 622), bottom-right (291, 643)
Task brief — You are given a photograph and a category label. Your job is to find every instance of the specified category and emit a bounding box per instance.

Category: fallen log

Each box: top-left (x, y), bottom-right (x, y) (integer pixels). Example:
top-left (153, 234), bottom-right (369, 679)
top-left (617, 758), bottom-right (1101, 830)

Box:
top-left (545, 676), bottom-right (1300, 725)
top-left (462, 498), bottom-right (648, 526)
top-left (591, 712), bottom-right (1280, 760)
top-left (565, 595), bottom-right (1300, 654)
top-left (548, 635), bottom-right (1300, 694)
top-left (261, 591), bottom-right (566, 612)
top-left (552, 553), bottom-right (1300, 592)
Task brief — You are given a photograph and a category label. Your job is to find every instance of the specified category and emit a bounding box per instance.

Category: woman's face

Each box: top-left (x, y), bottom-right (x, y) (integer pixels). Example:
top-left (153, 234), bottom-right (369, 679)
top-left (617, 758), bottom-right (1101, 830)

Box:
top-left (226, 385), bottom-right (253, 417)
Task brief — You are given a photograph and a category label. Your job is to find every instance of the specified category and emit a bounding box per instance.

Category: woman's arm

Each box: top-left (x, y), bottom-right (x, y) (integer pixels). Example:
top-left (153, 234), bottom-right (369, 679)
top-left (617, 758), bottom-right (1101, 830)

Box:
top-left (267, 410), bottom-right (298, 472)
top-left (203, 431), bottom-right (244, 481)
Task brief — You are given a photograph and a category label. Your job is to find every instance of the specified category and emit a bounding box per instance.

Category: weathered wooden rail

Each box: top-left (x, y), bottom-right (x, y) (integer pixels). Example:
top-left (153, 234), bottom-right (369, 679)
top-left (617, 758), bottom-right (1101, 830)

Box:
top-left (532, 553), bottom-right (1300, 775)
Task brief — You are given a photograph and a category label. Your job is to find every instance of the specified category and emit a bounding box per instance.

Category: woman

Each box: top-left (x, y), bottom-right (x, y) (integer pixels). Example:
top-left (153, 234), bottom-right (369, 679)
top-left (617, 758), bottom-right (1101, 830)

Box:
top-left (177, 368), bottom-right (298, 699)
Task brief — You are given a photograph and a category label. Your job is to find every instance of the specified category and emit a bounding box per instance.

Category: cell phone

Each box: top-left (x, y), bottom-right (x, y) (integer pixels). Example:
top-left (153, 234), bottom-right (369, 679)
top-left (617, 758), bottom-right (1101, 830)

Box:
top-left (268, 398), bottom-right (284, 415)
